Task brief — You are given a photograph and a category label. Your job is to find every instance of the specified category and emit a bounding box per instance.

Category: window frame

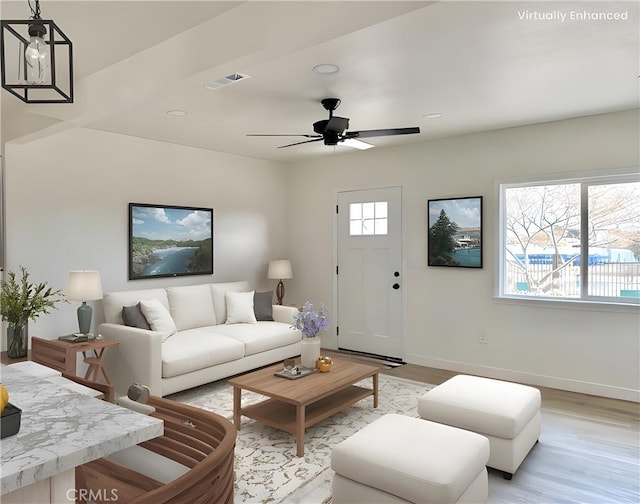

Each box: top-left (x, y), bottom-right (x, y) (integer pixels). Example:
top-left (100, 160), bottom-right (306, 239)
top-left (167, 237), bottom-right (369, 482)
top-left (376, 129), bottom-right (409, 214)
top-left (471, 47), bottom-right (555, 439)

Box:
top-left (498, 169), bottom-right (640, 306)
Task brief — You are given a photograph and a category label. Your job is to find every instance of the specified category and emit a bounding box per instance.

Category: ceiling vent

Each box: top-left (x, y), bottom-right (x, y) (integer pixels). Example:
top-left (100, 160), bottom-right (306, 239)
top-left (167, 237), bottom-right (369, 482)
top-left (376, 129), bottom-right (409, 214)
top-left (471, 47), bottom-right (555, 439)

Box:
top-left (204, 73), bottom-right (250, 90)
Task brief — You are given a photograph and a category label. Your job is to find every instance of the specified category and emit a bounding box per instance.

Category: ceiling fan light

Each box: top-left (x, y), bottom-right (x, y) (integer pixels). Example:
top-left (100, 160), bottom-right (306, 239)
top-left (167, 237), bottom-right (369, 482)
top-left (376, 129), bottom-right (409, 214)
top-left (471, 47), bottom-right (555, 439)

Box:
top-left (341, 138), bottom-right (375, 150)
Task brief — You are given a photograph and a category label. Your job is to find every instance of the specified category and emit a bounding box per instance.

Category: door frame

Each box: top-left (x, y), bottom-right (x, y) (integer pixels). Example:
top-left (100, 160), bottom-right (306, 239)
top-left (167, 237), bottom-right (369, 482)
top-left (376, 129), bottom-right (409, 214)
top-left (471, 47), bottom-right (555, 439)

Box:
top-left (332, 185), bottom-right (406, 360)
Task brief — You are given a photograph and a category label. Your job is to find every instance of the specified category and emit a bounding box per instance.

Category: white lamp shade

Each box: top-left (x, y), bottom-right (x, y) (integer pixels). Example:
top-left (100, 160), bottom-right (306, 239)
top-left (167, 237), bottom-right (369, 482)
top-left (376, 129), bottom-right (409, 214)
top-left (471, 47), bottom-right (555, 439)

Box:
top-left (268, 260), bottom-right (292, 280)
top-left (67, 271), bottom-right (103, 301)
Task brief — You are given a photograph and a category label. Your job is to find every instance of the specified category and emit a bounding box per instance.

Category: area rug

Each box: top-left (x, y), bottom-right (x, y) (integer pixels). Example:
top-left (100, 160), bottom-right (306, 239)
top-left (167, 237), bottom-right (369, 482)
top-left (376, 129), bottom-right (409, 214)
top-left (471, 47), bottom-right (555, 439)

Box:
top-left (168, 374), bottom-right (433, 504)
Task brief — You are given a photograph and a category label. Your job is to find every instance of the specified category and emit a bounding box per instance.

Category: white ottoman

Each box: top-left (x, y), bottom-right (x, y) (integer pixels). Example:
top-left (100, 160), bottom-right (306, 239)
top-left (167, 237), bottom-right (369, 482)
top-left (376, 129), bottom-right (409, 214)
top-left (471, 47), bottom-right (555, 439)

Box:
top-left (331, 413), bottom-right (489, 504)
top-left (418, 375), bottom-right (541, 479)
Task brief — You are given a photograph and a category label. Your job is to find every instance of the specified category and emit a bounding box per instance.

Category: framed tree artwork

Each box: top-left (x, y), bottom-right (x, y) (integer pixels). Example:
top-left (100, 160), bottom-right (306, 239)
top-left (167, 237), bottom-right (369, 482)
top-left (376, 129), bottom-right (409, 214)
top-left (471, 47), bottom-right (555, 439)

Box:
top-left (427, 196), bottom-right (482, 268)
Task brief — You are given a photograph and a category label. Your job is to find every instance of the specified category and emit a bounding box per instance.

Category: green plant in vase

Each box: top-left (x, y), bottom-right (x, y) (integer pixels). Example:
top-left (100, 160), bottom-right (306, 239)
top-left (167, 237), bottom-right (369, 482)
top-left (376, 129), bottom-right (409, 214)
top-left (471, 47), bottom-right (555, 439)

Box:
top-left (0, 266), bottom-right (67, 358)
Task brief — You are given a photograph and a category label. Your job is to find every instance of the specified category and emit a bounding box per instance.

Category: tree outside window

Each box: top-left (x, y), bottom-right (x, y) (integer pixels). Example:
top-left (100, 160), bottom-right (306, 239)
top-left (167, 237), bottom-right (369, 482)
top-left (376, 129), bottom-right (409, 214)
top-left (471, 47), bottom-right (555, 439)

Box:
top-left (501, 175), bottom-right (639, 303)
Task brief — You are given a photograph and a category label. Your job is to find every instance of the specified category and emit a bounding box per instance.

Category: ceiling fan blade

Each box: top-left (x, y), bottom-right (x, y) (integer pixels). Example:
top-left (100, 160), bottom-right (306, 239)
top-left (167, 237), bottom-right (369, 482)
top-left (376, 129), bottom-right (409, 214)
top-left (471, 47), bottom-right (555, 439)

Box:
top-left (325, 116), bottom-right (349, 134)
top-left (247, 134), bottom-right (321, 138)
top-left (278, 138), bottom-right (325, 149)
top-left (345, 127), bottom-right (420, 139)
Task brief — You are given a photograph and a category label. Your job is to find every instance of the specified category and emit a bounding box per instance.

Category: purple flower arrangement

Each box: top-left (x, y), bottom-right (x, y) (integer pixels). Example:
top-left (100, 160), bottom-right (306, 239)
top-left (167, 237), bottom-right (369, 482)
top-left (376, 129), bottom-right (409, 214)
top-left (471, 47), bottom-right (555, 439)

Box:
top-left (292, 301), bottom-right (329, 338)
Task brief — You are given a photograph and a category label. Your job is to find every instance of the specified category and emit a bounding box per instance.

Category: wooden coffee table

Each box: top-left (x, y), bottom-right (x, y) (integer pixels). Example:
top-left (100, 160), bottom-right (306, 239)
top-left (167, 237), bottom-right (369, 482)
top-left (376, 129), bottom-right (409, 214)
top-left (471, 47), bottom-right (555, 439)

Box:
top-left (228, 357), bottom-right (378, 456)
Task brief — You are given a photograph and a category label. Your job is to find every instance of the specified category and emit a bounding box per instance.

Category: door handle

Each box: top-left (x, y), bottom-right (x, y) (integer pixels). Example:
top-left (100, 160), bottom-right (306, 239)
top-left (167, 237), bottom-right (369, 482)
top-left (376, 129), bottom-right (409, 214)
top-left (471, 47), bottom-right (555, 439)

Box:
top-left (392, 283), bottom-right (400, 290)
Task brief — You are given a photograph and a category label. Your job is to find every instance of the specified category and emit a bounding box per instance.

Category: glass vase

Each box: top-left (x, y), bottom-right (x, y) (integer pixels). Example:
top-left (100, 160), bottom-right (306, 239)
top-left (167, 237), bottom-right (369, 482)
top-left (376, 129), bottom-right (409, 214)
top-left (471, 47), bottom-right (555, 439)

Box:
top-left (7, 323), bottom-right (28, 358)
top-left (301, 337), bottom-right (321, 369)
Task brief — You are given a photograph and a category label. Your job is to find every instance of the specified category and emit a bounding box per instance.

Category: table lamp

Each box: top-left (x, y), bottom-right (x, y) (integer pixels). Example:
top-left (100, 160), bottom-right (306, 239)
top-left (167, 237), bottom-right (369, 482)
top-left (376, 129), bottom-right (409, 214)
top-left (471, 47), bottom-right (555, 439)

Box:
top-left (67, 270), bottom-right (103, 335)
top-left (268, 259), bottom-right (292, 305)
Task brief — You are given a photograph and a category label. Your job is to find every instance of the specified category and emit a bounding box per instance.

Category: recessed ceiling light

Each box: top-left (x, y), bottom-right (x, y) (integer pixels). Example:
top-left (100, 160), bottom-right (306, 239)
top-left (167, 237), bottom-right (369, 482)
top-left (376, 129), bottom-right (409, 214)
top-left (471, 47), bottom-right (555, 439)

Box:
top-left (423, 113), bottom-right (443, 119)
top-left (167, 110), bottom-right (188, 117)
top-left (313, 63), bottom-right (340, 75)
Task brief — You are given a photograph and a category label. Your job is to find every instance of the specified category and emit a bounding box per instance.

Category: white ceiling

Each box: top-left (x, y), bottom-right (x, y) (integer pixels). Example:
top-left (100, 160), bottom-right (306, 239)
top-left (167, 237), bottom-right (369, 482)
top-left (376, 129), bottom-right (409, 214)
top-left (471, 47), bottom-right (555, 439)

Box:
top-left (1, 0), bottom-right (638, 163)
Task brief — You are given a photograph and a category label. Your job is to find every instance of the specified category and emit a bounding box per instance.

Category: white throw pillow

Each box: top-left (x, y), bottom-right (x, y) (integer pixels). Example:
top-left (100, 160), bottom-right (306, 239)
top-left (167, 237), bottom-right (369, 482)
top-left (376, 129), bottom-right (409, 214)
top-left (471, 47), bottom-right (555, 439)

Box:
top-left (225, 291), bottom-right (257, 324)
top-left (166, 285), bottom-right (216, 331)
top-left (140, 299), bottom-right (177, 341)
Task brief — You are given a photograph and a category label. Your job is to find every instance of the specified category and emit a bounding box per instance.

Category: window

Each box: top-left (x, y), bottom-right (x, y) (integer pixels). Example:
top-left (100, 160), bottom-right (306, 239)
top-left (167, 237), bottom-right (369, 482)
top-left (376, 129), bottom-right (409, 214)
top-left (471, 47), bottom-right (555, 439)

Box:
top-left (349, 201), bottom-right (388, 236)
top-left (500, 173), bottom-right (639, 304)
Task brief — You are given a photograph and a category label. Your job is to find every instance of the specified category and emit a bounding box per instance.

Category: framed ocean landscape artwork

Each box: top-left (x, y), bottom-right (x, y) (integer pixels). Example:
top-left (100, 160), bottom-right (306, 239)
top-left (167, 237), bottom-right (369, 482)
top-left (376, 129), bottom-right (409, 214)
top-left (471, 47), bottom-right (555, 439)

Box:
top-left (428, 196), bottom-right (482, 268)
top-left (129, 203), bottom-right (213, 280)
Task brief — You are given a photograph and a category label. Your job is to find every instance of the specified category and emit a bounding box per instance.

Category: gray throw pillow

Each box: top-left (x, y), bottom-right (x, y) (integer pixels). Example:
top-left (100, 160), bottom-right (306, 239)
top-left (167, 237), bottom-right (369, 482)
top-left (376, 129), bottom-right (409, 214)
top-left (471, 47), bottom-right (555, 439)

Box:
top-left (122, 303), bottom-right (152, 330)
top-left (254, 291), bottom-right (274, 321)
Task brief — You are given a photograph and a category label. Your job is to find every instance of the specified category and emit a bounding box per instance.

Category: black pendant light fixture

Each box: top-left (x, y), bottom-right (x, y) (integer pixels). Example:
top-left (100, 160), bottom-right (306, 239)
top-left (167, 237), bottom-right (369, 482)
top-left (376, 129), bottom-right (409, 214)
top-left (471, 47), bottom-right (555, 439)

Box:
top-left (0, 0), bottom-right (73, 103)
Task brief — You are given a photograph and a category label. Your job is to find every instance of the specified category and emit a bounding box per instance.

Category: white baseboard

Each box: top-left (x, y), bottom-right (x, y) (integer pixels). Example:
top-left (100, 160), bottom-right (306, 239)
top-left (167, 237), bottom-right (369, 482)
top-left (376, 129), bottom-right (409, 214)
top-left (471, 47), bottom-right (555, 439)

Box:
top-left (407, 354), bottom-right (640, 403)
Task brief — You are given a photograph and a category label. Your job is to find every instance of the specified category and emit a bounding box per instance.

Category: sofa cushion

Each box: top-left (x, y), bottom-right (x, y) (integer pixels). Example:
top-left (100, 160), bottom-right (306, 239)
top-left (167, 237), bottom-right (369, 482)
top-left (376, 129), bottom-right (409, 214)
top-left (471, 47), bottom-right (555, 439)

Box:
top-left (225, 291), bottom-right (257, 324)
top-left (140, 299), bottom-right (177, 342)
top-left (211, 321), bottom-right (302, 356)
top-left (122, 303), bottom-right (151, 330)
top-left (253, 291), bottom-right (274, 321)
top-left (161, 328), bottom-right (245, 378)
top-left (166, 284), bottom-right (217, 331)
top-left (103, 288), bottom-right (169, 324)
top-left (210, 281), bottom-right (250, 324)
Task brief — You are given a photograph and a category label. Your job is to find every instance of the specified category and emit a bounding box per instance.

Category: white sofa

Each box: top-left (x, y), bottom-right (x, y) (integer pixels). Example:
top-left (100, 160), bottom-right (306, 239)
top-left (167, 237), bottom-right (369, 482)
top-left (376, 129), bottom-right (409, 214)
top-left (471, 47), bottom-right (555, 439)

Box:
top-left (100, 281), bottom-right (302, 397)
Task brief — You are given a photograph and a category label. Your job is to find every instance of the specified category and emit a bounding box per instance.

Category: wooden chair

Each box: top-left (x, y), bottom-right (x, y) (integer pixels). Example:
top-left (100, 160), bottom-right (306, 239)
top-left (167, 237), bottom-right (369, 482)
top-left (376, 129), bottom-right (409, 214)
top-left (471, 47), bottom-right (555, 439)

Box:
top-left (76, 396), bottom-right (236, 504)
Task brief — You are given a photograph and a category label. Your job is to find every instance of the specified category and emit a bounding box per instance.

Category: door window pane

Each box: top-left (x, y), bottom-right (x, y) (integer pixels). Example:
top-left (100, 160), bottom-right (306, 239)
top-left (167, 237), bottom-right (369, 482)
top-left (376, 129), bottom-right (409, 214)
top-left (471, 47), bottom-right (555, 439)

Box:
top-left (375, 201), bottom-right (388, 219)
top-left (349, 201), bottom-right (389, 236)
top-left (350, 203), bottom-right (362, 220)
top-left (375, 218), bottom-right (388, 235)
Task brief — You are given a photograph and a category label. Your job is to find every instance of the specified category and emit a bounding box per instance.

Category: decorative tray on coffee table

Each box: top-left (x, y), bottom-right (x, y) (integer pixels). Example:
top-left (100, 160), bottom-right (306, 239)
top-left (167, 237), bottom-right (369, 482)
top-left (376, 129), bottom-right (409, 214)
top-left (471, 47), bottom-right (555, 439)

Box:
top-left (274, 367), bottom-right (314, 380)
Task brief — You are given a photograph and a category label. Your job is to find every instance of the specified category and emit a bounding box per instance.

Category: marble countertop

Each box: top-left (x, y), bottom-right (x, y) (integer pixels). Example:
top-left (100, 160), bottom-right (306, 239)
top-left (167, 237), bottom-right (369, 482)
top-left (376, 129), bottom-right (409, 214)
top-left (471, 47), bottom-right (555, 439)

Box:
top-left (0, 365), bottom-right (164, 495)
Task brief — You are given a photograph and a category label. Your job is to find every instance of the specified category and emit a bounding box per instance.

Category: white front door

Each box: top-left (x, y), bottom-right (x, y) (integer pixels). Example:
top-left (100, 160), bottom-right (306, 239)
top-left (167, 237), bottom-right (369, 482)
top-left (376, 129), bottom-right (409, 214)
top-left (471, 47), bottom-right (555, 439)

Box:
top-left (336, 187), bottom-right (403, 360)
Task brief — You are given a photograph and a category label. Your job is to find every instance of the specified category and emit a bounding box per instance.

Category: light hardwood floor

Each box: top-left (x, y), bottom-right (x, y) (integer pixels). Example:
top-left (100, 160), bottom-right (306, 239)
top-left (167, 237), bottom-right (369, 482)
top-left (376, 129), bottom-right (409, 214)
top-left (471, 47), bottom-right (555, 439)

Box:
top-left (325, 350), bottom-right (640, 503)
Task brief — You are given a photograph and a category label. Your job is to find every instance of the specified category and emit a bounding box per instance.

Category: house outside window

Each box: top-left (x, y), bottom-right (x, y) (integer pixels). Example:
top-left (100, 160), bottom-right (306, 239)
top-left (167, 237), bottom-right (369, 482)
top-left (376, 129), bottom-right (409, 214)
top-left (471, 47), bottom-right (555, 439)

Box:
top-left (499, 171), bottom-right (640, 305)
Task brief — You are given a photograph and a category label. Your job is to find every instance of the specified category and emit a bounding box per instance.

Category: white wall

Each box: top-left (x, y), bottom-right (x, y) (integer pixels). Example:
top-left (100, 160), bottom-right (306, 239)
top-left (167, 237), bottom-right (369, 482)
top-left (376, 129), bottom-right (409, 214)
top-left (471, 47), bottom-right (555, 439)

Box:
top-left (4, 128), bottom-right (289, 339)
top-left (285, 110), bottom-right (640, 401)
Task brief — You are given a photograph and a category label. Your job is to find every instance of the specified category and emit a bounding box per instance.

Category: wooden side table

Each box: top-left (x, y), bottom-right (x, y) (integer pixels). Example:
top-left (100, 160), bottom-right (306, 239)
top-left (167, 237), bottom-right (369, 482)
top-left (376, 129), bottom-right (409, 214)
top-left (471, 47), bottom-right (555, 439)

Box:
top-left (31, 337), bottom-right (119, 385)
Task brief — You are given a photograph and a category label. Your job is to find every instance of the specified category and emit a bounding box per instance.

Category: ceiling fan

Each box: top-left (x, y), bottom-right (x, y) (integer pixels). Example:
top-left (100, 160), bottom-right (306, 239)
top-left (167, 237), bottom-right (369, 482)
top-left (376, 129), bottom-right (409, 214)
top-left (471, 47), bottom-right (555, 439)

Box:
top-left (247, 98), bottom-right (420, 149)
